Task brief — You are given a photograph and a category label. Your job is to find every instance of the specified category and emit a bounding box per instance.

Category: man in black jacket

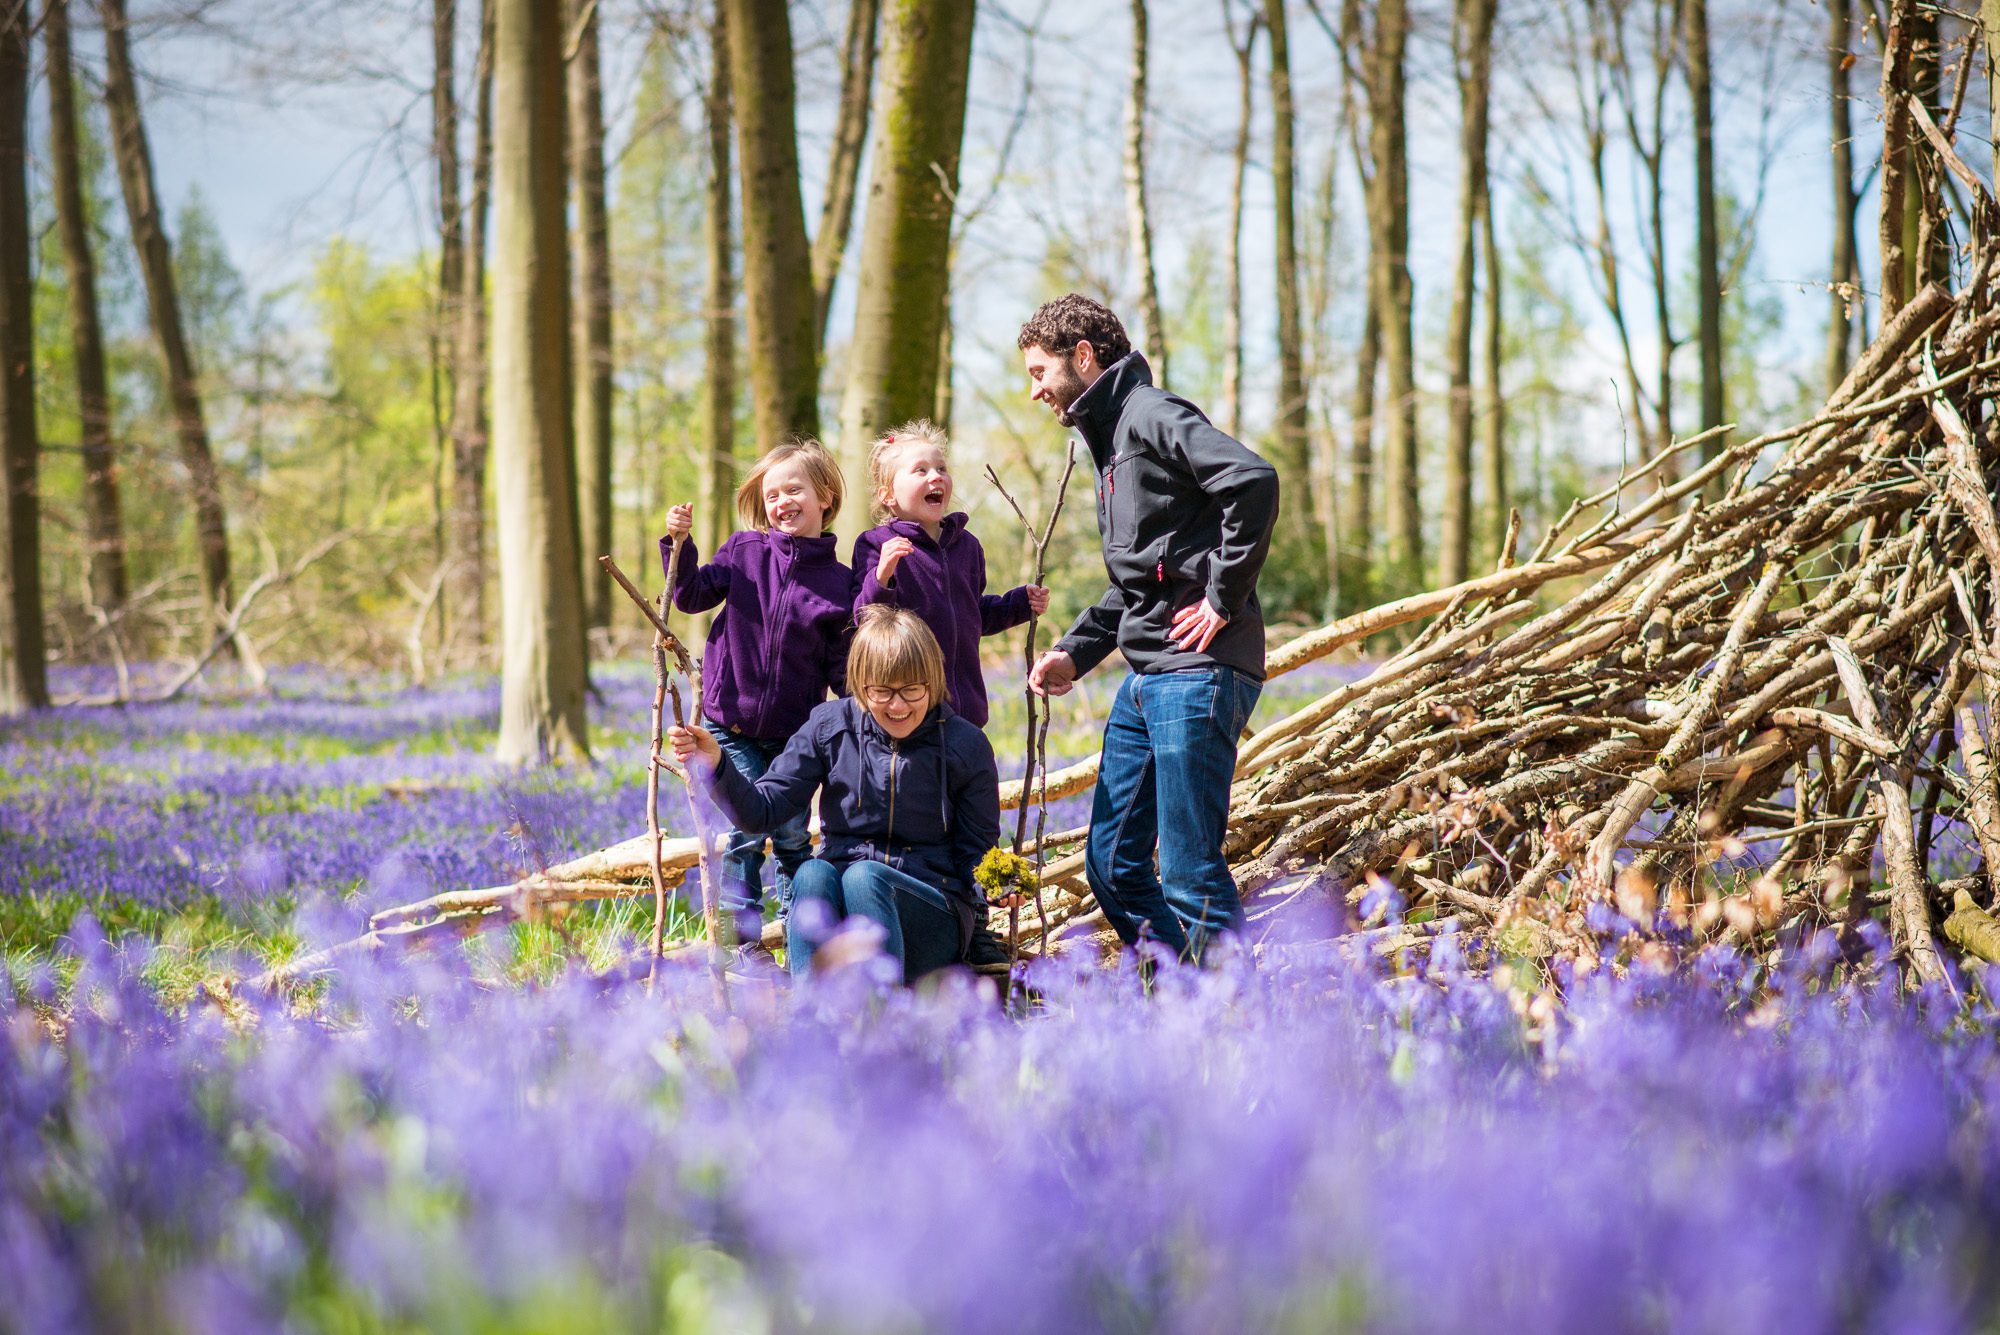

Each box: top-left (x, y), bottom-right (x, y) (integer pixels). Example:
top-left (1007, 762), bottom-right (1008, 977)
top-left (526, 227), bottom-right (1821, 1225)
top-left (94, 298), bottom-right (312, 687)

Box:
top-left (1021, 294), bottom-right (1279, 963)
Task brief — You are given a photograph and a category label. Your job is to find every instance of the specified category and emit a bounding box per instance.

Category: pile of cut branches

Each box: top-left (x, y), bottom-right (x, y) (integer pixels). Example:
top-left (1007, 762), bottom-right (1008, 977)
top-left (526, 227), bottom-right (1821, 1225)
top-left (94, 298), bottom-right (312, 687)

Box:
top-left (274, 157), bottom-right (2000, 994)
top-left (1216, 269), bottom-right (2000, 985)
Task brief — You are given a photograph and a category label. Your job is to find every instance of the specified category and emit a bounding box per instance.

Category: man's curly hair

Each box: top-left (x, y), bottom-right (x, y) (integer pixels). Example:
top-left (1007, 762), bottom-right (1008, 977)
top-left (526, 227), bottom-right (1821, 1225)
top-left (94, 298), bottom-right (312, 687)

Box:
top-left (1017, 293), bottom-right (1132, 367)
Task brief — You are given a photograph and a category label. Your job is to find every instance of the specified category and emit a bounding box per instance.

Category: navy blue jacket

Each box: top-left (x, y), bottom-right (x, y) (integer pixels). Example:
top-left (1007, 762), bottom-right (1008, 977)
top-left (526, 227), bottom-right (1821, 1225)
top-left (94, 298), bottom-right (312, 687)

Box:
top-left (852, 512), bottom-right (1033, 727)
top-left (664, 529), bottom-right (854, 741)
top-left (707, 697), bottom-right (1001, 952)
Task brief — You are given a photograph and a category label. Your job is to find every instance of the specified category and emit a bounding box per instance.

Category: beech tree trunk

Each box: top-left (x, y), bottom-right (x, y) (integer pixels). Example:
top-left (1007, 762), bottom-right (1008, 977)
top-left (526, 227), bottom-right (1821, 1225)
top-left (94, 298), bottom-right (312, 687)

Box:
top-left (1371, 0), bottom-right (1419, 588)
top-left (1478, 174), bottom-right (1506, 560)
top-left (836, 0), bottom-right (976, 538)
top-left (47, 0), bottom-right (125, 611)
top-left (1684, 0), bottom-right (1724, 461)
top-left (1825, 0), bottom-right (1858, 400)
top-left (700, 0), bottom-right (739, 552)
top-left (1221, 3), bottom-right (1259, 440)
top-left (726, 0), bottom-right (820, 450)
top-left (811, 0), bottom-right (879, 346)
top-left (450, 0), bottom-right (495, 647)
top-left (491, 0), bottom-right (587, 764)
top-left (1878, 0), bottom-right (1914, 322)
top-left (1266, 0), bottom-right (1319, 568)
top-left (1440, 0), bottom-right (1495, 588)
top-left (1904, 7), bottom-right (1947, 293)
top-left (0, 3), bottom-right (42, 711)
top-left (1987, 0), bottom-right (2000, 194)
top-left (433, 0), bottom-right (462, 566)
top-left (1340, 0), bottom-right (1376, 593)
top-left (1126, 0), bottom-right (1168, 385)
top-left (568, 0), bottom-right (613, 631)
top-left (101, 0), bottom-right (231, 616)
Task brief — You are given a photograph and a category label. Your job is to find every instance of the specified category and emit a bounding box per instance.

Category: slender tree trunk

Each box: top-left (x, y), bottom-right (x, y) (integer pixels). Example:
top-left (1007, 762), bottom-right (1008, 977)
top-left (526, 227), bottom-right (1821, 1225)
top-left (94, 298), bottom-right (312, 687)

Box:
top-left (101, 0), bottom-right (231, 616)
top-left (569, 0), bottom-right (613, 630)
top-left (935, 277), bottom-right (954, 429)
top-left (1125, 0), bottom-right (1169, 385)
top-left (47, 0), bottom-right (125, 611)
top-left (0, 4), bottom-right (42, 711)
top-left (432, 0), bottom-right (462, 569)
top-left (1373, 0), bottom-right (1419, 588)
top-left (1478, 181), bottom-right (1506, 559)
top-left (811, 0), bottom-right (879, 346)
top-left (491, 0), bottom-right (587, 764)
top-left (726, 0), bottom-right (820, 450)
top-left (700, 0), bottom-right (739, 552)
top-left (1905, 6), bottom-right (1946, 292)
top-left (450, 0), bottom-right (495, 648)
top-left (1221, 4), bottom-right (1258, 440)
top-left (836, 0), bottom-right (976, 537)
top-left (1440, 0), bottom-right (1495, 588)
top-left (1878, 0), bottom-right (1914, 321)
top-left (1684, 0), bottom-right (1723, 458)
top-left (1987, 0), bottom-right (2000, 194)
top-left (1340, 0), bottom-right (1375, 592)
top-left (1266, 0), bottom-right (1320, 568)
top-left (1825, 0), bottom-right (1857, 400)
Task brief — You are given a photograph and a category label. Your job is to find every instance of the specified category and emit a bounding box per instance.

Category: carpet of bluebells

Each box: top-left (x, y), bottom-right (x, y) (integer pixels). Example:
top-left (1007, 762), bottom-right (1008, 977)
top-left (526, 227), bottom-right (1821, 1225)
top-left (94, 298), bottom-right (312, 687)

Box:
top-left (7, 662), bottom-right (2000, 1331)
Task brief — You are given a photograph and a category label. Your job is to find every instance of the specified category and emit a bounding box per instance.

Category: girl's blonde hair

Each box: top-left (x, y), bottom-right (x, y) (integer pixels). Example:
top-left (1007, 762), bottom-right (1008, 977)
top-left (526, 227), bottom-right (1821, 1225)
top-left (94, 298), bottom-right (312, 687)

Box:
top-left (867, 419), bottom-right (950, 522)
top-left (847, 605), bottom-right (948, 707)
top-left (736, 437), bottom-right (845, 531)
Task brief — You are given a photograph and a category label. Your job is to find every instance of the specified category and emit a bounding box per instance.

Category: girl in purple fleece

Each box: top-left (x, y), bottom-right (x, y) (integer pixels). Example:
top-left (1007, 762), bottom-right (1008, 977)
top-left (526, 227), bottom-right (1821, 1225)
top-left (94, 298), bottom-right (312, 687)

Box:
top-left (851, 420), bottom-right (1049, 728)
top-left (661, 439), bottom-right (853, 944)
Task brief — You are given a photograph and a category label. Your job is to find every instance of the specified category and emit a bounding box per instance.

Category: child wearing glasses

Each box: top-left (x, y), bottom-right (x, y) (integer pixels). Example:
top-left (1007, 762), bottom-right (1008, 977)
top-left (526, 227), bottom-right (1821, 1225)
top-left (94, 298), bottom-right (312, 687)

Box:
top-left (661, 438), bottom-right (853, 948)
top-left (851, 420), bottom-right (1050, 727)
top-left (669, 606), bottom-right (1000, 982)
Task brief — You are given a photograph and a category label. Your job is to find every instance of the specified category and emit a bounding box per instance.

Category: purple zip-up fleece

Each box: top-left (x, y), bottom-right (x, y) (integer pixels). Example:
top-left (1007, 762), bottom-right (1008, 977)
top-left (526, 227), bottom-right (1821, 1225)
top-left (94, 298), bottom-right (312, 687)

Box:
top-left (663, 528), bottom-right (854, 742)
top-left (852, 513), bottom-right (1032, 728)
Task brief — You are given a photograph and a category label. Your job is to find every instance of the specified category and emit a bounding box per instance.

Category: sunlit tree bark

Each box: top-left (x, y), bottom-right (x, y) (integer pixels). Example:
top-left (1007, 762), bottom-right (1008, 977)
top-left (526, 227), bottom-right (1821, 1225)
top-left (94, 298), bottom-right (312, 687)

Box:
top-left (491, 0), bottom-right (588, 764)
top-left (1825, 0), bottom-right (1858, 399)
top-left (1684, 0), bottom-right (1723, 464)
top-left (0, 2), bottom-right (42, 711)
top-left (1440, 0), bottom-right (1495, 587)
top-left (700, 0), bottom-right (739, 552)
top-left (568, 0), bottom-right (614, 630)
top-left (450, 0), bottom-right (495, 648)
top-left (836, 0), bottom-right (976, 540)
top-left (101, 0), bottom-right (231, 616)
top-left (1125, 0), bottom-right (1168, 384)
top-left (47, 0), bottom-right (125, 611)
top-left (726, 0), bottom-right (819, 448)
top-left (811, 0), bottom-right (879, 347)
top-left (1266, 0), bottom-right (1321, 571)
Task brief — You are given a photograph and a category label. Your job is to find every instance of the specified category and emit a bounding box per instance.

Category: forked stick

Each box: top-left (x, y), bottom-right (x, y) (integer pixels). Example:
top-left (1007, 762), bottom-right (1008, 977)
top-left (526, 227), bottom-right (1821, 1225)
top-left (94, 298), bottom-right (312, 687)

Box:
top-left (987, 442), bottom-right (1079, 964)
top-left (601, 550), bottom-right (727, 1005)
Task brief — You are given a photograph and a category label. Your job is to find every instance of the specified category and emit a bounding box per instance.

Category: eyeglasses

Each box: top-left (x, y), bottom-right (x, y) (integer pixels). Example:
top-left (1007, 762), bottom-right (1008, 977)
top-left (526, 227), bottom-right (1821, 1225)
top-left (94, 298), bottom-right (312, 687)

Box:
top-left (861, 684), bottom-right (930, 706)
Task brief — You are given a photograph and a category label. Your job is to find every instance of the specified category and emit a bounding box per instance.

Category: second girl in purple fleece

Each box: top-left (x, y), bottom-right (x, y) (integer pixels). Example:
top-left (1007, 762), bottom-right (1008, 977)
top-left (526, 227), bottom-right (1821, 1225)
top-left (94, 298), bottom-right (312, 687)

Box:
top-left (852, 420), bottom-right (1049, 728)
top-left (661, 439), bottom-right (853, 942)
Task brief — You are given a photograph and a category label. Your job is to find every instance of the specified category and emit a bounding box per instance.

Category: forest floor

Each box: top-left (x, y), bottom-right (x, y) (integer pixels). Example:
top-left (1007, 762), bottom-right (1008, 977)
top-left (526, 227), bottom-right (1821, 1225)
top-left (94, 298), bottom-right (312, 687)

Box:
top-left (5, 660), bottom-right (2000, 1328)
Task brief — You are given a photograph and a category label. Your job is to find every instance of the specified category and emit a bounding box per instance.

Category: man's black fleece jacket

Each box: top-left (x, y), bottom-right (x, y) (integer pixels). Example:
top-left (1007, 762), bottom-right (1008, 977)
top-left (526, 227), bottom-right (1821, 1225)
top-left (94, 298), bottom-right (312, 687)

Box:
top-left (1054, 352), bottom-right (1280, 681)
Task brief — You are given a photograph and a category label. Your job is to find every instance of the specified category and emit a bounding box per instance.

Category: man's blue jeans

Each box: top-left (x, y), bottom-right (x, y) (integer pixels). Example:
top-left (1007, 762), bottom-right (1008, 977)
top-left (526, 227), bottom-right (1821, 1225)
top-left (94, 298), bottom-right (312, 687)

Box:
top-left (787, 858), bottom-right (962, 982)
top-left (1085, 665), bottom-right (1262, 963)
top-left (708, 718), bottom-right (813, 941)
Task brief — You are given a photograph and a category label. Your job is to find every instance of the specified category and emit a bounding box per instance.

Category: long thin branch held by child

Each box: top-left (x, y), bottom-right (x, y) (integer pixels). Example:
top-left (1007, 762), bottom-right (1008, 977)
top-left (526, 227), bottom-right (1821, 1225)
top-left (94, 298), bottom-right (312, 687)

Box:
top-left (600, 550), bottom-right (727, 1004)
top-left (986, 441), bottom-right (1078, 963)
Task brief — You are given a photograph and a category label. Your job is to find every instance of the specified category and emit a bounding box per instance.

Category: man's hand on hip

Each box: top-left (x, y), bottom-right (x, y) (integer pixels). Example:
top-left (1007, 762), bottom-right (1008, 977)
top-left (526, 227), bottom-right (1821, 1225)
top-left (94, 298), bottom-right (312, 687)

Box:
top-left (1168, 598), bottom-right (1228, 654)
top-left (1029, 649), bottom-right (1078, 696)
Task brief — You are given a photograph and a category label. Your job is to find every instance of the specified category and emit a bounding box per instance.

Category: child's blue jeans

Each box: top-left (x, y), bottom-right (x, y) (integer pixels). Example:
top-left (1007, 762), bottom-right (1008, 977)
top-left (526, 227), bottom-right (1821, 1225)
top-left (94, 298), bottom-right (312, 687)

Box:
top-left (786, 858), bottom-right (962, 982)
top-left (707, 717), bottom-right (813, 941)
